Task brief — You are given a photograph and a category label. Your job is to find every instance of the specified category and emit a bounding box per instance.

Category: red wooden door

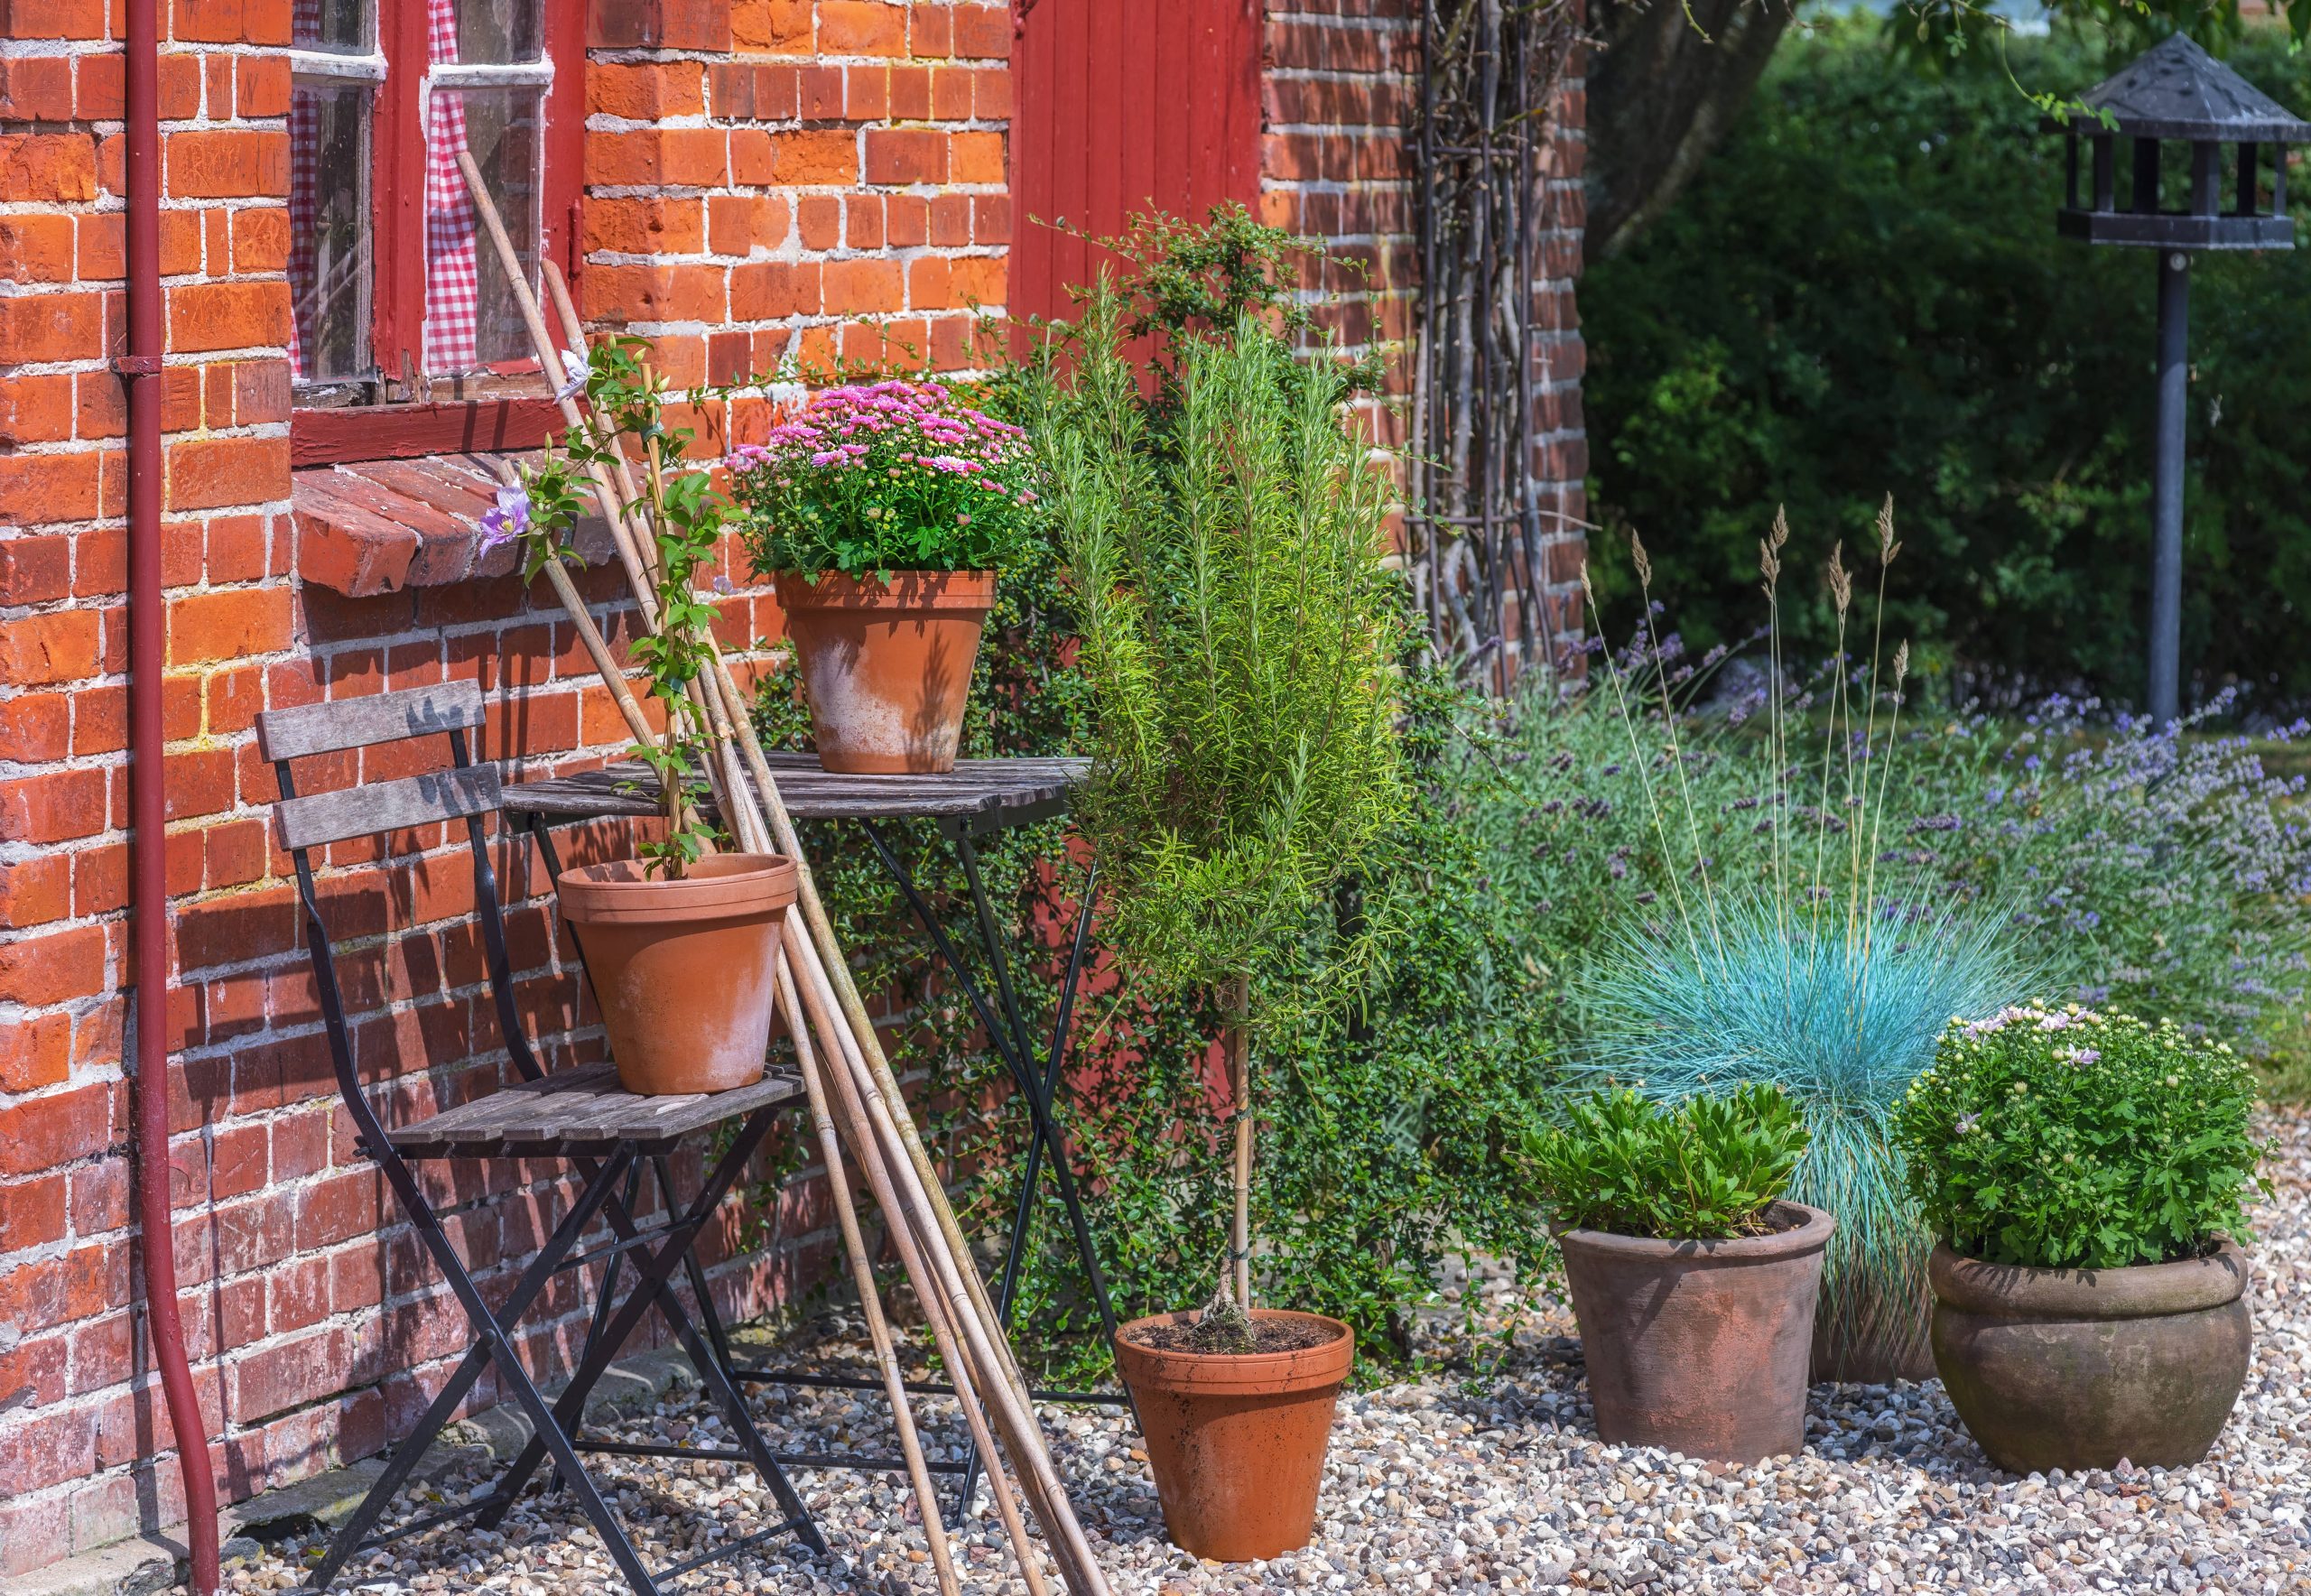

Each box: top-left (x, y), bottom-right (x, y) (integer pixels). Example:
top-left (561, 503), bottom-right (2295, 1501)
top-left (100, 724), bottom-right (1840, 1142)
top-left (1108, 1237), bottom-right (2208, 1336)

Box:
top-left (1009, 0), bottom-right (1264, 328)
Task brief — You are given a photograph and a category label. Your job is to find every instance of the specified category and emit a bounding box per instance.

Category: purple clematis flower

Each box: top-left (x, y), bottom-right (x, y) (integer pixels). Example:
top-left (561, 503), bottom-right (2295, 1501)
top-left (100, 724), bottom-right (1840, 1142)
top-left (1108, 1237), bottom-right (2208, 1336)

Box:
top-left (478, 483), bottom-right (532, 550)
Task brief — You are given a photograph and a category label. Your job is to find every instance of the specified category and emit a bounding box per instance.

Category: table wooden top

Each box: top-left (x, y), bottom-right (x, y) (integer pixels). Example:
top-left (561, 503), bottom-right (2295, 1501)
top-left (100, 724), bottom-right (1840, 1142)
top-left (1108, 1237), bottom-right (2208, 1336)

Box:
top-left (503, 752), bottom-right (1089, 826)
top-left (386, 1062), bottom-right (805, 1157)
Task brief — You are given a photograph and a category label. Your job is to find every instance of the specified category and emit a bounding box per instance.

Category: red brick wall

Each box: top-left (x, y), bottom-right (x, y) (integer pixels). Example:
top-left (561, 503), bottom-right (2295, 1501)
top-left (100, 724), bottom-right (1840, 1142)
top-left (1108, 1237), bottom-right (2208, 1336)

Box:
top-left (0, 0), bottom-right (1588, 1575)
top-left (0, 0), bottom-right (1016, 1573)
top-left (1263, 0), bottom-right (1589, 655)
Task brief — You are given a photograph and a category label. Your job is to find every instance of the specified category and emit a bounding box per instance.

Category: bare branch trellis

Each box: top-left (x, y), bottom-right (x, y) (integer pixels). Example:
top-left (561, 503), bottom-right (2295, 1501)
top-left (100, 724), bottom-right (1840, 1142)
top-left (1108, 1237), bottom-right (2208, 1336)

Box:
top-left (1409, 0), bottom-right (1588, 684)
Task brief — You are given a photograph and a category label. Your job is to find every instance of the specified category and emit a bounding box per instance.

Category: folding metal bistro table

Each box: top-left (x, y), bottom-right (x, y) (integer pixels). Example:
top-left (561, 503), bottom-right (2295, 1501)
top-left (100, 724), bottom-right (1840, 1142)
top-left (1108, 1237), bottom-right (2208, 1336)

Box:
top-left (503, 753), bottom-right (1128, 1517)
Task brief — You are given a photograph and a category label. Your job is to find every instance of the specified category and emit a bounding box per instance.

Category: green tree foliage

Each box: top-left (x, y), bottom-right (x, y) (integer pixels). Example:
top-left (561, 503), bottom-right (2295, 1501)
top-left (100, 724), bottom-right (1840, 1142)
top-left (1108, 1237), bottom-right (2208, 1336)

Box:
top-left (1582, 17), bottom-right (2311, 702)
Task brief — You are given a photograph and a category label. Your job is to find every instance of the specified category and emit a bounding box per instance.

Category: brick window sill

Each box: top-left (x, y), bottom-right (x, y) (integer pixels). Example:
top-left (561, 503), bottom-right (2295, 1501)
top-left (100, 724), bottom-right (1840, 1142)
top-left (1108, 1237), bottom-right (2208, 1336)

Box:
top-left (293, 454), bottom-right (613, 598)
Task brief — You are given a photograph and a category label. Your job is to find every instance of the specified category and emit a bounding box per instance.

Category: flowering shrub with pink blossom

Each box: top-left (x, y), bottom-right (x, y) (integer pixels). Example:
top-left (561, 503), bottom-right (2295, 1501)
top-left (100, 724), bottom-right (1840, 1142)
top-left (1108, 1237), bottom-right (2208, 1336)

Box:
top-left (1896, 1005), bottom-right (2264, 1270)
top-left (727, 379), bottom-right (1038, 576)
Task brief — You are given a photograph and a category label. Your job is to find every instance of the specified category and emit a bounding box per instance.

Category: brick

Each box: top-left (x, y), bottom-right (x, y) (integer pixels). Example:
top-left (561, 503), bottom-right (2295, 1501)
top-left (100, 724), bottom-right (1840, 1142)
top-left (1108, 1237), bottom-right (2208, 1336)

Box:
top-left (0, 692), bottom-right (69, 762)
top-left (766, 129), bottom-right (857, 185)
top-left (588, 61), bottom-right (705, 119)
top-left (822, 257), bottom-right (905, 315)
top-left (0, 1015), bottom-right (70, 1093)
top-left (168, 279), bottom-right (291, 353)
top-left (707, 195), bottom-right (785, 256)
top-left (0, 531), bottom-right (71, 600)
top-left (796, 192), bottom-right (840, 251)
top-left (0, 214), bottom-right (73, 283)
top-left (0, 56), bottom-right (73, 121)
top-left (583, 196), bottom-right (705, 257)
top-left (585, 262), bottom-right (726, 325)
top-left (583, 127), bottom-right (727, 188)
top-left (167, 433), bottom-right (292, 511)
top-left (0, 854), bottom-right (70, 931)
top-left (0, 1081), bottom-right (113, 1174)
top-left (731, 0), bottom-right (813, 51)
top-left (0, 290), bottom-right (105, 363)
top-left (589, 0), bottom-right (733, 50)
top-left (0, 133), bottom-right (97, 201)
top-left (237, 52), bottom-right (292, 116)
top-left (168, 587), bottom-right (292, 664)
top-left (950, 128), bottom-right (1004, 185)
top-left (230, 205), bottom-right (291, 273)
top-left (863, 126), bottom-right (944, 184)
top-left (167, 127), bottom-right (289, 198)
top-left (951, 3), bottom-right (1010, 58)
top-left (0, 609), bottom-right (100, 686)
top-left (0, 1170), bottom-right (68, 1251)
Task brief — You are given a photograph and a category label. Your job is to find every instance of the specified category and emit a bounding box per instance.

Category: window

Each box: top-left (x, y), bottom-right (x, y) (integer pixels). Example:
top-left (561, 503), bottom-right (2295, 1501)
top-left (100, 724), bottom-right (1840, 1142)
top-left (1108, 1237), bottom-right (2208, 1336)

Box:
top-left (289, 0), bottom-right (582, 411)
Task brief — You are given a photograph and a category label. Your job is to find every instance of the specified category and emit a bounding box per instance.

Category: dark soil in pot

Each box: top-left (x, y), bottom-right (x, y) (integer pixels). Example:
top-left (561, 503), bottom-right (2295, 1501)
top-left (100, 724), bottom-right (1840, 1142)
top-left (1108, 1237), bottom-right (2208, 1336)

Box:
top-left (557, 853), bottom-right (797, 1096)
top-left (1113, 1308), bottom-right (1353, 1563)
top-left (774, 570), bottom-right (994, 774)
top-left (1558, 1201), bottom-right (1833, 1463)
top-left (1929, 1239), bottom-right (2252, 1473)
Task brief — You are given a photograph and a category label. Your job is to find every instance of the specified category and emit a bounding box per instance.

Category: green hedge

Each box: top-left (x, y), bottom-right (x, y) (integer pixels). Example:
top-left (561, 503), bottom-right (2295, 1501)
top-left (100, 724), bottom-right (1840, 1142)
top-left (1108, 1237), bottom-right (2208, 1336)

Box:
top-left (1582, 18), bottom-right (2311, 703)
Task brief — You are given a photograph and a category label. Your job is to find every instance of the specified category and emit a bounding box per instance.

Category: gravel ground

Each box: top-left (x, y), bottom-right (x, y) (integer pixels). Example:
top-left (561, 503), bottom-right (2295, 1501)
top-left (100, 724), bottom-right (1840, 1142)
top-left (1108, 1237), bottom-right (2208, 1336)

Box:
top-left (207, 1109), bottom-right (2311, 1595)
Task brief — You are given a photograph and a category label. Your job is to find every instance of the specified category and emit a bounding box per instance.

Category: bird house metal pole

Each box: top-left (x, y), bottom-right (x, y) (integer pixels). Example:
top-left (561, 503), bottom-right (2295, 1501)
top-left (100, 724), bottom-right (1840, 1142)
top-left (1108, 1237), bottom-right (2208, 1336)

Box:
top-left (2149, 248), bottom-right (2189, 728)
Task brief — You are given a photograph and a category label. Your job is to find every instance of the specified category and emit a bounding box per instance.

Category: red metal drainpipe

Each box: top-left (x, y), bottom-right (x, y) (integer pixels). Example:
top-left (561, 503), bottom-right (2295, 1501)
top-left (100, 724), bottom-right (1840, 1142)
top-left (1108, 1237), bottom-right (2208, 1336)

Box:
top-left (124, 6), bottom-right (222, 1592)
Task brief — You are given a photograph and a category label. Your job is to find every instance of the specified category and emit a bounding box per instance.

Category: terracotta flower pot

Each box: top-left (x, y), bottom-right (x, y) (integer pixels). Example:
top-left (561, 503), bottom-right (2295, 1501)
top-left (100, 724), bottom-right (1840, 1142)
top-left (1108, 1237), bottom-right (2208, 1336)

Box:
top-left (1557, 1202), bottom-right (1833, 1462)
top-left (1114, 1309), bottom-right (1354, 1563)
top-left (774, 570), bottom-right (995, 774)
top-left (556, 853), bottom-right (798, 1096)
top-left (1928, 1239), bottom-right (2252, 1474)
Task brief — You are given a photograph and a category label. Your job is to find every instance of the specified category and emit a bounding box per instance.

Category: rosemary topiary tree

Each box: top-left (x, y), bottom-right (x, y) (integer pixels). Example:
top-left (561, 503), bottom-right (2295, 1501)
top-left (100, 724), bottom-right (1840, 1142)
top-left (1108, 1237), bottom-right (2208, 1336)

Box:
top-left (1033, 280), bottom-right (1408, 1346)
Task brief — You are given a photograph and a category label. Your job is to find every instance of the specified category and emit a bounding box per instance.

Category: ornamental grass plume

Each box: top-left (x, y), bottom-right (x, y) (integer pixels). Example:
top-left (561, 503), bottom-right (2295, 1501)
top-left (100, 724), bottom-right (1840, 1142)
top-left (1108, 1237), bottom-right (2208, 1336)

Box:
top-left (1570, 503), bottom-right (2033, 1374)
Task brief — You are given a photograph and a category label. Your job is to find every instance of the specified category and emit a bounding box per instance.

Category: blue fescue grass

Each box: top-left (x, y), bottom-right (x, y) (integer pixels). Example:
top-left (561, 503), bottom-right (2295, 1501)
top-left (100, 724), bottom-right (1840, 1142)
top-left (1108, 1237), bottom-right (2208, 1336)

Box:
top-left (1573, 893), bottom-right (2033, 1369)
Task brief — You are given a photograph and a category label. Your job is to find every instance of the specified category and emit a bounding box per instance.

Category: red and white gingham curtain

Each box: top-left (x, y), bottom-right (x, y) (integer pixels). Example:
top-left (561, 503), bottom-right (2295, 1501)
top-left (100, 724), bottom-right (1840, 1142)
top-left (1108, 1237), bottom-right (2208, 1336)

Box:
top-left (287, 0), bottom-right (482, 378)
top-left (422, 0), bottom-right (480, 372)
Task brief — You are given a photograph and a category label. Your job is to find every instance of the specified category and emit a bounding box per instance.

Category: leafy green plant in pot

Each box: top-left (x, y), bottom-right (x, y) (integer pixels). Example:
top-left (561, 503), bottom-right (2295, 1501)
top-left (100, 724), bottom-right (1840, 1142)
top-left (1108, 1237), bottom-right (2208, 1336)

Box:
top-left (1897, 1006), bottom-right (2267, 1472)
top-left (507, 342), bottom-right (798, 1097)
top-left (1033, 282), bottom-right (1406, 1562)
top-left (1524, 1086), bottom-right (1829, 1461)
top-left (727, 378), bottom-right (1035, 773)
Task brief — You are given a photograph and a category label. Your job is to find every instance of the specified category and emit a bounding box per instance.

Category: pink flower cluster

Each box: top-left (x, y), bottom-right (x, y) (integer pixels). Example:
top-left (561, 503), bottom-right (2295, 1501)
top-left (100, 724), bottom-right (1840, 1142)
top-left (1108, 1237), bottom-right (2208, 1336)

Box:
top-left (727, 379), bottom-right (1026, 479)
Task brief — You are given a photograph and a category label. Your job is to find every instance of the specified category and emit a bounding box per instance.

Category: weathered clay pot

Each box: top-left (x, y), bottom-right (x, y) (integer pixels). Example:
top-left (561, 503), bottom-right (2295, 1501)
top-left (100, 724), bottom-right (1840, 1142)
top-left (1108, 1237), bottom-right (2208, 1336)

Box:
top-left (1558, 1202), bottom-right (1833, 1462)
top-left (1114, 1309), bottom-right (1354, 1562)
top-left (774, 570), bottom-right (995, 774)
top-left (1929, 1240), bottom-right (2251, 1473)
top-left (557, 854), bottom-right (797, 1096)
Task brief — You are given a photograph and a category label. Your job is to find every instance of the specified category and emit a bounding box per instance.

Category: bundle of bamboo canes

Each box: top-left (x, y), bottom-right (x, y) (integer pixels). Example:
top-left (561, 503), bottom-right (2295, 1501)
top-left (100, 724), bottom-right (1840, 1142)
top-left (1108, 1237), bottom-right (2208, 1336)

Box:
top-left (456, 155), bottom-right (1109, 1596)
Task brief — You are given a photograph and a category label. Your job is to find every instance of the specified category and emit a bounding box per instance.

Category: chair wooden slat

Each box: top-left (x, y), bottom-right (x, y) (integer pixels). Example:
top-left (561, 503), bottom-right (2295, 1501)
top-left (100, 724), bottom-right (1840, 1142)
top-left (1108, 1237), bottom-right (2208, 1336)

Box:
top-left (257, 680), bottom-right (486, 763)
top-left (276, 764), bottom-right (503, 851)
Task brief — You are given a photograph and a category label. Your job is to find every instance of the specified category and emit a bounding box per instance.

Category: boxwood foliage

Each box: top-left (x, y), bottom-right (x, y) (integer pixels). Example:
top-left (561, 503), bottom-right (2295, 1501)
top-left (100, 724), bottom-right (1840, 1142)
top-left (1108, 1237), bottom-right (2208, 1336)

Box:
top-left (1895, 1004), bottom-right (2265, 1269)
top-left (1581, 17), bottom-right (2311, 702)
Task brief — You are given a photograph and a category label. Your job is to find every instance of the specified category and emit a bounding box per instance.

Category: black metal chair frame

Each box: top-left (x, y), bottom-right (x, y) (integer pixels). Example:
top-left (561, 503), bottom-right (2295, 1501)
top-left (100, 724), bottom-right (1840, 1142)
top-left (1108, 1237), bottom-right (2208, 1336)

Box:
top-left (506, 762), bottom-right (1132, 1520)
top-left (260, 682), bottom-right (824, 1596)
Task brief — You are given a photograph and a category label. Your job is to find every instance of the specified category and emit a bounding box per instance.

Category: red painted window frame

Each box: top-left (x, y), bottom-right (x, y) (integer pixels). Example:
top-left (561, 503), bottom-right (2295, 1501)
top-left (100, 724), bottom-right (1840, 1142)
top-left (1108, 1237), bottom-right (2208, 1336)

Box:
top-left (292, 0), bottom-right (587, 468)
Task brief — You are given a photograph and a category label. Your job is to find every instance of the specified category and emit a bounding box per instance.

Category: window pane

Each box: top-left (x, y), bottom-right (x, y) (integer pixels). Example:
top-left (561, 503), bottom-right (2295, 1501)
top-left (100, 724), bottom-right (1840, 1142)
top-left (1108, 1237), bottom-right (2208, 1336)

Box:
top-left (289, 81), bottom-right (371, 384)
top-left (292, 0), bottom-right (372, 52)
top-left (425, 87), bottom-right (542, 373)
top-left (449, 0), bottom-right (542, 64)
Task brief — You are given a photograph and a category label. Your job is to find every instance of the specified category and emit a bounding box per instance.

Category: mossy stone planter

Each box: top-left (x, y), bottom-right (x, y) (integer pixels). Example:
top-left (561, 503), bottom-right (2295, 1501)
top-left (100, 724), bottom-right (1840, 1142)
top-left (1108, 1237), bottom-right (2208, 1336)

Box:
top-left (1558, 1202), bottom-right (1833, 1463)
top-left (1929, 1240), bottom-right (2252, 1474)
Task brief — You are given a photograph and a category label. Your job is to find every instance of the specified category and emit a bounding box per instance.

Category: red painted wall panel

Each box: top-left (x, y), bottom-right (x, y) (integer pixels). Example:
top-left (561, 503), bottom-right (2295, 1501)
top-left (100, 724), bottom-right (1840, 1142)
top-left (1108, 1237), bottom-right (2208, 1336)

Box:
top-left (1010, 0), bottom-right (1264, 328)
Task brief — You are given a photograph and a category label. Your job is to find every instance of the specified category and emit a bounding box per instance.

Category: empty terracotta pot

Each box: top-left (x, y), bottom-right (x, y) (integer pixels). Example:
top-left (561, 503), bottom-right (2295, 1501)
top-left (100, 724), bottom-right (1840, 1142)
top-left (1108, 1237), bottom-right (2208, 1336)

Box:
top-left (556, 853), bottom-right (798, 1096)
top-left (1557, 1202), bottom-right (1833, 1462)
top-left (1114, 1309), bottom-right (1354, 1563)
top-left (1929, 1239), bottom-right (2251, 1473)
top-left (774, 570), bottom-right (996, 774)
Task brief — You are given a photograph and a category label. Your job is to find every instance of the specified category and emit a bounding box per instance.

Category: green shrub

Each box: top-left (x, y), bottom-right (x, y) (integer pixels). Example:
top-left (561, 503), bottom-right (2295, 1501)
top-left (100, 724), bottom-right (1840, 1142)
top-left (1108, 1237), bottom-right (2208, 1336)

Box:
top-left (1522, 1086), bottom-right (1810, 1240)
top-left (1895, 1005), bottom-right (2265, 1269)
top-left (1582, 17), bottom-right (2311, 701)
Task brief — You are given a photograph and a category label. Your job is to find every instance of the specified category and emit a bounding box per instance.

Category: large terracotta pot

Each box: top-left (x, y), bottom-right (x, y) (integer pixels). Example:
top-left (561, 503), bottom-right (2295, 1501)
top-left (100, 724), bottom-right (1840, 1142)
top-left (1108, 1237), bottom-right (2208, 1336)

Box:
top-left (557, 854), bottom-right (797, 1096)
top-left (774, 570), bottom-right (995, 774)
top-left (1928, 1240), bottom-right (2251, 1474)
top-left (1557, 1202), bottom-right (1833, 1462)
top-left (1114, 1309), bottom-right (1353, 1563)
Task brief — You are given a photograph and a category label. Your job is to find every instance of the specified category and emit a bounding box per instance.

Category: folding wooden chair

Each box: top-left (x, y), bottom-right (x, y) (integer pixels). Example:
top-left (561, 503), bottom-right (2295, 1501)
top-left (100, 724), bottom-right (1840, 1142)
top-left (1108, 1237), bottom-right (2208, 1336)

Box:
top-left (258, 681), bottom-right (824, 1596)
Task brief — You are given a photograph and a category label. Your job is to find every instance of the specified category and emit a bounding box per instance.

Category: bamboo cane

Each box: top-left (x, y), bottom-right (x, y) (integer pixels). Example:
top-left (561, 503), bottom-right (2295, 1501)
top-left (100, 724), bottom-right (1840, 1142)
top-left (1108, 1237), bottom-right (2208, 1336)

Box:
top-left (786, 917), bottom-right (1108, 1596)
top-left (785, 945), bottom-right (1055, 1596)
top-left (777, 955), bottom-right (962, 1596)
top-left (463, 169), bottom-right (1107, 1592)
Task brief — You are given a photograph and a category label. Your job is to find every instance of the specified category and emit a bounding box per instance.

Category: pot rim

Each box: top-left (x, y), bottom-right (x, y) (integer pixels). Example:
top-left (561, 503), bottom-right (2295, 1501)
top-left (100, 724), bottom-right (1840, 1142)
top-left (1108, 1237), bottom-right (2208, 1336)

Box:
top-left (1555, 1199), bottom-right (1835, 1265)
top-left (1113, 1308), bottom-right (1354, 1396)
top-left (1928, 1237), bottom-right (2251, 1321)
top-left (774, 569), bottom-right (997, 610)
top-left (558, 853), bottom-right (799, 926)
